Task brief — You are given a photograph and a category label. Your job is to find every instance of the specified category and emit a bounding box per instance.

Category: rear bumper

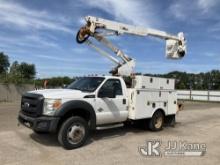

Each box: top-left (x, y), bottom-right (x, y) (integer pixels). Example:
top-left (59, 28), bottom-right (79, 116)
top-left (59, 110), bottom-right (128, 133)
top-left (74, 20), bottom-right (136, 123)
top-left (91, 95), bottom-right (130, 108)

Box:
top-left (18, 112), bottom-right (60, 133)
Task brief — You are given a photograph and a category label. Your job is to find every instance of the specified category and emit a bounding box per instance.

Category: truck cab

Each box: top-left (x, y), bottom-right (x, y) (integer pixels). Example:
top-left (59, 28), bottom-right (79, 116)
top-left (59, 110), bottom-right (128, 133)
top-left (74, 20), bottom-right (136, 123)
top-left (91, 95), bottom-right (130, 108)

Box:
top-left (64, 76), bottom-right (129, 125)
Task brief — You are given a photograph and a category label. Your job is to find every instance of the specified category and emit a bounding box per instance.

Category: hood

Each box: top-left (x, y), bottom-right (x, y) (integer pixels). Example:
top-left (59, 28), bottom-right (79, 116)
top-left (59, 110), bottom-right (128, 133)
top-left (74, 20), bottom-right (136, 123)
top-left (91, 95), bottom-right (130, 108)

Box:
top-left (28, 89), bottom-right (89, 99)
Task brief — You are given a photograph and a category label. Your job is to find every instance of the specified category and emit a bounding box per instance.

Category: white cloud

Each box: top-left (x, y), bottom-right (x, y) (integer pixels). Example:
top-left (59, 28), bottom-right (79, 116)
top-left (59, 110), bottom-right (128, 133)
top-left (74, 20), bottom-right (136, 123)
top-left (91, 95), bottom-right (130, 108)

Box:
top-left (24, 35), bottom-right (59, 48)
top-left (0, 0), bottom-right (72, 33)
top-left (82, 0), bottom-right (159, 28)
top-left (197, 0), bottom-right (218, 12)
top-left (204, 52), bottom-right (218, 57)
top-left (208, 22), bottom-right (220, 33)
top-left (0, 34), bottom-right (59, 48)
top-left (169, 0), bottom-right (220, 21)
top-left (35, 64), bottom-right (109, 78)
top-left (38, 65), bottom-right (106, 72)
top-left (37, 54), bottom-right (110, 64)
top-left (169, 2), bottom-right (187, 21)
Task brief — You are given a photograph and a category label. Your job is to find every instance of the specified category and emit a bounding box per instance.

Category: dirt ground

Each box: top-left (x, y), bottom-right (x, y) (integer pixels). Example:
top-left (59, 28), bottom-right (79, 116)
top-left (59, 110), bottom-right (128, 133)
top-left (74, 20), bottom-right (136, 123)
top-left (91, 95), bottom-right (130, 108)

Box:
top-left (0, 101), bottom-right (220, 165)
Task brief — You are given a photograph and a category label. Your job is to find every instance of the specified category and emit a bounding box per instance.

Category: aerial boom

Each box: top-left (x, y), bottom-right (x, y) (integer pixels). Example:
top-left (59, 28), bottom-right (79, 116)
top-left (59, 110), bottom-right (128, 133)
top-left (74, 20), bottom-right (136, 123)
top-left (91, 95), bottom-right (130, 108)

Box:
top-left (76, 16), bottom-right (186, 76)
top-left (84, 16), bottom-right (181, 41)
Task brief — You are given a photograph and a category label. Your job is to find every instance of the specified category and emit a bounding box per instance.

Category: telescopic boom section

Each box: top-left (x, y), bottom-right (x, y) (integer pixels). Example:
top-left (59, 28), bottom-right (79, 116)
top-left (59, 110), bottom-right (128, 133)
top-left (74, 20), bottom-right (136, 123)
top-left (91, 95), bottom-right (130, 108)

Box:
top-left (76, 16), bottom-right (187, 76)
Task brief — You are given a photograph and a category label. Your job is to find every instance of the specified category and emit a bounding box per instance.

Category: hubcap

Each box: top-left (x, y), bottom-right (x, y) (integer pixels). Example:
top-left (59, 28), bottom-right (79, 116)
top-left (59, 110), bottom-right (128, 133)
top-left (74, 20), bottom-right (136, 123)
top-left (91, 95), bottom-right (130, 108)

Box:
top-left (155, 116), bottom-right (163, 129)
top-left (67, 123), bottom-right (85, 144)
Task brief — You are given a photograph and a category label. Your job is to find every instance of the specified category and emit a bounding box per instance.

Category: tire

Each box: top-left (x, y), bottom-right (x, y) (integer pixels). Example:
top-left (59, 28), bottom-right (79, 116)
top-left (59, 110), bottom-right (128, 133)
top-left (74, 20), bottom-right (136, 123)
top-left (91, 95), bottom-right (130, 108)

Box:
top-left (58, 116), bottom-right (89, 149)
top-left (148, 111), bottom-right (164, 131)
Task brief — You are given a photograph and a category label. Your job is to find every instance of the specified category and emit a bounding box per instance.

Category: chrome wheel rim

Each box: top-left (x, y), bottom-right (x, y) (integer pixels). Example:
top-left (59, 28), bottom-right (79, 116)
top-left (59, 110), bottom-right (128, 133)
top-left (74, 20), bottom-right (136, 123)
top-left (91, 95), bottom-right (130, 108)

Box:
top-left (155, 116), bottom-right (163, 129)
top-left (67, 123), bottom-right (85, 144)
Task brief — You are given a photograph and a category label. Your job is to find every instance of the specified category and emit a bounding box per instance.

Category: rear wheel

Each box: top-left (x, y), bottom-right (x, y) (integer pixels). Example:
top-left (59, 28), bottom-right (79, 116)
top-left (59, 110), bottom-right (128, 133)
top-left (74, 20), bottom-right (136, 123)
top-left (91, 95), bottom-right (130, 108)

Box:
top-left (148, 111), bottom-right (164, 131)
top-left (58, 116), bottom-right (89, 149)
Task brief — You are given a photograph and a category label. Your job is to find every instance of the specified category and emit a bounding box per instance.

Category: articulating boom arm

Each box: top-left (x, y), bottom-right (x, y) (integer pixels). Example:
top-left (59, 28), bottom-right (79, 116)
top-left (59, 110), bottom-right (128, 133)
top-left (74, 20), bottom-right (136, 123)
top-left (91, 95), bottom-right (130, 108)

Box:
top-left (76, 16), bottom-right (186, 76)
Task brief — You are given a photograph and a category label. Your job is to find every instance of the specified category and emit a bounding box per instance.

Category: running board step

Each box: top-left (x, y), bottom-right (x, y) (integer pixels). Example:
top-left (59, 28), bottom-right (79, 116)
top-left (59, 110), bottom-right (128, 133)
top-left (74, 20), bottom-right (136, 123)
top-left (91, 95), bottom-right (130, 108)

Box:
top-left (96, 123), bottom-right (124, 130)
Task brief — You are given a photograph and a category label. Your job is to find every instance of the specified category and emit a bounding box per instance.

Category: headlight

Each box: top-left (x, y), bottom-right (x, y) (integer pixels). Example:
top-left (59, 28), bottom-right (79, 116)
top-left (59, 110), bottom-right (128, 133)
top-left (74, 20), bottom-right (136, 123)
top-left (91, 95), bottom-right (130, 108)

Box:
top-left (43, 99), bottom-right (62, 116)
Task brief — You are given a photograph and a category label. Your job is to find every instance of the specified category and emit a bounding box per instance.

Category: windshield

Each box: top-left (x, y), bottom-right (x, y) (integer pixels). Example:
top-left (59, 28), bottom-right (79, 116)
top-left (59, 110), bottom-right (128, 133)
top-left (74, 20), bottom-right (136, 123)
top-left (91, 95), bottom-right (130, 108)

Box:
top-left (67, 77), bottom-right (105, 92)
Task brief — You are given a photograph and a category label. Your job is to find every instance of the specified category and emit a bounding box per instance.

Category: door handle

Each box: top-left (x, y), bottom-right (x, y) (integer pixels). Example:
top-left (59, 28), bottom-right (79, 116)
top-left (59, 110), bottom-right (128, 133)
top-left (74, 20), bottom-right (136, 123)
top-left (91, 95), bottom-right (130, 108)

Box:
top-left (123, 99), bottom-right (126, 104)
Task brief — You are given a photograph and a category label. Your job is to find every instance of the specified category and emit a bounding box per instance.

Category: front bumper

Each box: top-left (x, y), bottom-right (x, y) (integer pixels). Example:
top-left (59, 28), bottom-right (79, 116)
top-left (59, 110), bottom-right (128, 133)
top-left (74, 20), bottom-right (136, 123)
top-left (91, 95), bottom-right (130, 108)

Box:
top-left (18, 112), bottom-right (60, 133)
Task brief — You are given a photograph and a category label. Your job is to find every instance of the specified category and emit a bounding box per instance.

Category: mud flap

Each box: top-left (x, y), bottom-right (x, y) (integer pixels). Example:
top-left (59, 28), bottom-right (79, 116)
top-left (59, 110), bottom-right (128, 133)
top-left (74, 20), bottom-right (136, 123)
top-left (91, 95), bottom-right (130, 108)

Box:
top-left (164, 115), bottom-right (176, 127)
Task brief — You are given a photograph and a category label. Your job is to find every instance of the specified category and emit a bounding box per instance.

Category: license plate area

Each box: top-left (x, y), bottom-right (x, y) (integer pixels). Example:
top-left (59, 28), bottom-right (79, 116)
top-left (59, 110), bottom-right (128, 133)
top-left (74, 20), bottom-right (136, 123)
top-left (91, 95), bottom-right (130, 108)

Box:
top-left (19, 116), bottom-right (34, 128)
top-left (23, 121), bottom-right (32, 128)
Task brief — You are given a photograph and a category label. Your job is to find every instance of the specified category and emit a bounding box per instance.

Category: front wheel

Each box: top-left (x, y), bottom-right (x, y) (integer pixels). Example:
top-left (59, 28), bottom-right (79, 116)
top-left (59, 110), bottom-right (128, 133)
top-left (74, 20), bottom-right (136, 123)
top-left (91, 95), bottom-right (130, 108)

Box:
top-left (148, 111), bottom-right (164, 131)
top-left (58, 116), bottom-right (89, 149)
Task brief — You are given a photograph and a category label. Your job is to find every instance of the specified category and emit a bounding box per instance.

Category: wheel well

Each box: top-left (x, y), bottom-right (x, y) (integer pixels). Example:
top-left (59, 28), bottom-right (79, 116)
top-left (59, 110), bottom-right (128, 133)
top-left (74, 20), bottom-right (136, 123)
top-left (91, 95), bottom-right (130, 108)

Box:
top-left (57, 109), bottom-right (91, 131)
top-left (153, 108), bottom-right (165, 118)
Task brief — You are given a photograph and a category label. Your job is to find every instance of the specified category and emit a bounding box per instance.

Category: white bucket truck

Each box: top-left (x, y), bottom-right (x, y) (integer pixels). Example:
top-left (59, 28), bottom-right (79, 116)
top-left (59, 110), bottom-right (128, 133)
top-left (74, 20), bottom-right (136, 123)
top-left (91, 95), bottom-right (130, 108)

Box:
top-left (18, 16), bottom-right (186, 149)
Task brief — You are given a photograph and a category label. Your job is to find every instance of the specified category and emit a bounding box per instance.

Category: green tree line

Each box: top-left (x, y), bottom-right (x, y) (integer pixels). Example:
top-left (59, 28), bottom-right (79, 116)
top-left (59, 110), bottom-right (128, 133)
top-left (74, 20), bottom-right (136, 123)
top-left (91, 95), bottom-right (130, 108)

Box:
top-left (0, 52), bottom-right (36, 84)
top-left (144, 70), bottom-right (220, 90)
top-left (35, 77), bottom-right (74, 88)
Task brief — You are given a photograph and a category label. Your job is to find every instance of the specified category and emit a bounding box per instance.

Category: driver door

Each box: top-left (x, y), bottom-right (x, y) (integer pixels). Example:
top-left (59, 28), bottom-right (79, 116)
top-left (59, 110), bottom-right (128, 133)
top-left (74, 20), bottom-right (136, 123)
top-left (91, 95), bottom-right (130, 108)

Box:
top-left (95, 79), bottom-right (128, 125)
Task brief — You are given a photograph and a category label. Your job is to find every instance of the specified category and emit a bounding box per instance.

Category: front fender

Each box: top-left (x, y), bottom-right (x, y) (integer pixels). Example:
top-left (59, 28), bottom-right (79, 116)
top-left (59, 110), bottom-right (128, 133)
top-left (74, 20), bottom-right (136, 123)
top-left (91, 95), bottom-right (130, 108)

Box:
top-left (55, 100), bottom-right (96, 129)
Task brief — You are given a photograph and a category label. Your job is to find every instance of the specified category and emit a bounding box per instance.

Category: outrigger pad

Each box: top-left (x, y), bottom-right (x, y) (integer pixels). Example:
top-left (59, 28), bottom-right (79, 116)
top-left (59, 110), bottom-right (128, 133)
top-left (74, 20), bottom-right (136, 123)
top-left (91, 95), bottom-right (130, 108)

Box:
top-left (76, 27), bottom-right (90, 44)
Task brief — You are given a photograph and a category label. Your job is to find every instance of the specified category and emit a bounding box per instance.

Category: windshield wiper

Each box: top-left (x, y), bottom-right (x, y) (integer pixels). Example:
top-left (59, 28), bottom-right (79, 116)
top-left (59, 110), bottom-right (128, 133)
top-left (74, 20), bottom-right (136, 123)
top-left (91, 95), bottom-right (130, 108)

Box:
top-left (70, 87), bottom-right (81, 91)
top-left (81, 89), bottom-right (92, 92)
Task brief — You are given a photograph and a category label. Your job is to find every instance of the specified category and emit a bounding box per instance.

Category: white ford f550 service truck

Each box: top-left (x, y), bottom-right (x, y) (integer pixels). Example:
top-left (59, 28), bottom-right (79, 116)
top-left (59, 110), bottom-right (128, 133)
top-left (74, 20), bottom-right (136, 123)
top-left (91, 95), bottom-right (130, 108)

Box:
top-left (18, 75), bottom-right (177, 149)
top-left (18, 16), bottom-right (186, 149)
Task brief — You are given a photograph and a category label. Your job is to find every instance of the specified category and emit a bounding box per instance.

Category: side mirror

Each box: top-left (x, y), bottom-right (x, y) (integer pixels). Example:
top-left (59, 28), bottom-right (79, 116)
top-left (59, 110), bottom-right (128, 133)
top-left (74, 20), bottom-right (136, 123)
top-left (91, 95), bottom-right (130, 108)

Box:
top-left (98, 88), bottom-right (116, 98)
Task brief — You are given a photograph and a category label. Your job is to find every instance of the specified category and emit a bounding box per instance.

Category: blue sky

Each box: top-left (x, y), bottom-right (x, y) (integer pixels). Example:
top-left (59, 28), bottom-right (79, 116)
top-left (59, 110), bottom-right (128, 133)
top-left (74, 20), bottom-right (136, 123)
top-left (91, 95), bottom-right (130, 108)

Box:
top-left (0, 0), bottom-right (220, 78)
